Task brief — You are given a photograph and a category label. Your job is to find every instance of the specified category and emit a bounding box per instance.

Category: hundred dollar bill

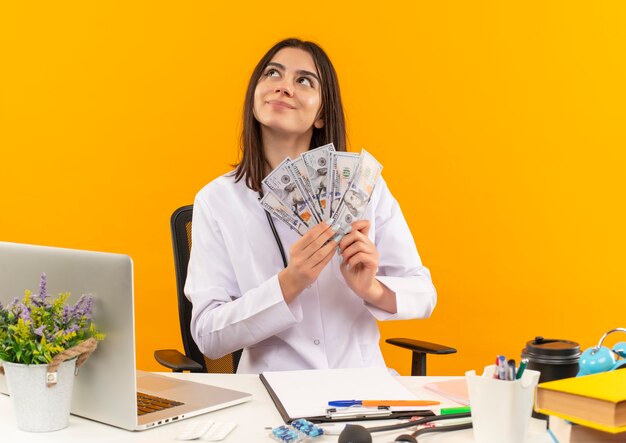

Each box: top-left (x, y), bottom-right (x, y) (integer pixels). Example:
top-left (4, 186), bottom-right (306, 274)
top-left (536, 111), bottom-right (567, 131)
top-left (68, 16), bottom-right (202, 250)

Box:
top-left (287, 157), bottom-right (324, 223)
top-left (259, 190), bottom-right (309, 236)
top-left (332, 149), bottom-right (382, 229)
top-left (328, 151), bottom-right (360, 219)
top-left (261, 157), bottom-right (319, 227)
top-left (301, 143), bottom-right (335, 222)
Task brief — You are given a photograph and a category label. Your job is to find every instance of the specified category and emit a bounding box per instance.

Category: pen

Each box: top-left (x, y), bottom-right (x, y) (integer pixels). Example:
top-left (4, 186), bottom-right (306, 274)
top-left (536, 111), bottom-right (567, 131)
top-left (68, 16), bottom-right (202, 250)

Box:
top-left (508, 359), bottom-right (516, 381)
top-left (328, 400), bottom-right (440, 407)
top-left (498, 355), bottom-right (506, 380)
top-left (440, 406), bottom-right (471, 415)
top-left (516, 358), bottom-right (528, 379)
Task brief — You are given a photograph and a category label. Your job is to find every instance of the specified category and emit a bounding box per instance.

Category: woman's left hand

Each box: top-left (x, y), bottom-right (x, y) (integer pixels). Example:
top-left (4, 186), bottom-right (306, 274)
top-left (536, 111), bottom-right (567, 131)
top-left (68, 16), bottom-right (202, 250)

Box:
top-left (338, 220), bottom-right (396, 312)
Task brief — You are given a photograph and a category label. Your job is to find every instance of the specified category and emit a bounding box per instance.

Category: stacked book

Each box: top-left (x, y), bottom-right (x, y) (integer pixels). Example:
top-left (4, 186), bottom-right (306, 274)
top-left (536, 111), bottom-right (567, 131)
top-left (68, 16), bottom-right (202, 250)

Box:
top-left (534, 369), bottom-right (626, 442)
top-left (260, 144), bottom-right (382, 236)
top-left (548, 416), bottom-right (626, 442)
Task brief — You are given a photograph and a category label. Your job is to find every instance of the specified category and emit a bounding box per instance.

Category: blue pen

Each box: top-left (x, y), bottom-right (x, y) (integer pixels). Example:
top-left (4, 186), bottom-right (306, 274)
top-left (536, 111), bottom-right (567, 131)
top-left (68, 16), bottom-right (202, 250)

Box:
top-left (328, 400), bottom-right (363, 407)
top-left (497, 355), bottom-right (506, 380)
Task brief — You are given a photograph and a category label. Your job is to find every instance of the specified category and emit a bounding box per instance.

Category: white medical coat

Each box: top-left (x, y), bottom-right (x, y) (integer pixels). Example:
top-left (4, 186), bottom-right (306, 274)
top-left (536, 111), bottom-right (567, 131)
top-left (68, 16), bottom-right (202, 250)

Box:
top-left (185, 172), bottom-right (437, 374)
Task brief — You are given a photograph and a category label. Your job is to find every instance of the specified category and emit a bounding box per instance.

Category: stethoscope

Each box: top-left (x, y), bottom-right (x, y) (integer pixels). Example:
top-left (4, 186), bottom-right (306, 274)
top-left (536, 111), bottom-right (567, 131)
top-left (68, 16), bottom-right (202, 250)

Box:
top-left (337, 412), bottom-right (472, 443)
top-left (259, 192), bottom-right (288, 268)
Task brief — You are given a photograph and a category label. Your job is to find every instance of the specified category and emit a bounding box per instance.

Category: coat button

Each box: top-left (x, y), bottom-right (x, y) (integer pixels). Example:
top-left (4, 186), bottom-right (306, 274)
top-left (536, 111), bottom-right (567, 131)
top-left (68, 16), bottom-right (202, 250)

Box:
top-left (314, 339), bottom-right (320, 345)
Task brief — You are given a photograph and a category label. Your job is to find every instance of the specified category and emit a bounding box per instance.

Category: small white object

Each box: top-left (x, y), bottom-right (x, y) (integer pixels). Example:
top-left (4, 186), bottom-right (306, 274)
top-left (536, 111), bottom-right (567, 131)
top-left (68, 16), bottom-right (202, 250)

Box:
top-left (176, 420), bottom-right (215, 440)
top-left (176, 421), bottom-right (237, 441)
top-left (46, 372), bottom-right (58, 385)
top-left (202, 421), bottom-right (236, 441)
top-left (319, 423), bottom-right (347, 435)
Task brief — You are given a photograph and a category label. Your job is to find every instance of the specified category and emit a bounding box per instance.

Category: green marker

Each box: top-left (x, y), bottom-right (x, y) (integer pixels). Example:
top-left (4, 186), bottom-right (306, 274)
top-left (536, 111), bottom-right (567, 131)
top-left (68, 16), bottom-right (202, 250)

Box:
top-left (516, 358), bottom-right (529, 379)
top-left (440, 406), bottom-right (471, 415)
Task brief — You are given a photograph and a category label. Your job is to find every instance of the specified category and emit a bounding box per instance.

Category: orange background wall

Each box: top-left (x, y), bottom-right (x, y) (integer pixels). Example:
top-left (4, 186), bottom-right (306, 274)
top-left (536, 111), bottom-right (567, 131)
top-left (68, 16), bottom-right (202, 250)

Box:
top-left (1, 2), bottom-right (625, 375)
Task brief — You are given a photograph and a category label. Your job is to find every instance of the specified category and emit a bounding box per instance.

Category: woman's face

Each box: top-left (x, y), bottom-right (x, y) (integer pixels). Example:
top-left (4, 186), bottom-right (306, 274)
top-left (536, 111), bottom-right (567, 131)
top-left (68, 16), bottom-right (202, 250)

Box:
top-left (253, 47), bottom-right (324, 139)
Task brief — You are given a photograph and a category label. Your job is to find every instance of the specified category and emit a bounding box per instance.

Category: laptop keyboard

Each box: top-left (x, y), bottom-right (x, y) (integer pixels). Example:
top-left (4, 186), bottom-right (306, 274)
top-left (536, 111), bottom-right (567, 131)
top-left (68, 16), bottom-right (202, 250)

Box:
top-left (137, 392), bottom-right (184, 416)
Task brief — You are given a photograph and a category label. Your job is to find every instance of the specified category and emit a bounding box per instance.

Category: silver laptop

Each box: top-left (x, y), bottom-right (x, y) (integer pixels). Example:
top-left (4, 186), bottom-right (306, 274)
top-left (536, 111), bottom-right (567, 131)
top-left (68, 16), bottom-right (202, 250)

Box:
top-left (0, 241), bottom-right (251, 431)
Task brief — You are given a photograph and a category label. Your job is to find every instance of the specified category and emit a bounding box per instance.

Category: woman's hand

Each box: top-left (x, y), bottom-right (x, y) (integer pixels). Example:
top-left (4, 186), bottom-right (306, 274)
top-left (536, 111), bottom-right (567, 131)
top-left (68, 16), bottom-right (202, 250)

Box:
top-left (338, 220), bottom-right (397, 313)
top-left (278, 221), bottom-right (339, 303)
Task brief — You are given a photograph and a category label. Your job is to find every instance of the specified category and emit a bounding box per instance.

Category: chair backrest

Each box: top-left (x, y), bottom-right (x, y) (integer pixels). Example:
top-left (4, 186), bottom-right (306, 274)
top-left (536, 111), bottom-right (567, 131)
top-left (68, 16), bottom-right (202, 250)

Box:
top-left (170, 205), bottom-right (242, 373)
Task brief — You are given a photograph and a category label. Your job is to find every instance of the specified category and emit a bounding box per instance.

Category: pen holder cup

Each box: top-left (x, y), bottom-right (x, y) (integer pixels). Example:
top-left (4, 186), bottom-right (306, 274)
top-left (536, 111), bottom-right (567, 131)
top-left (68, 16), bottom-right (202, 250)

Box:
top-left (466, 365), bottom-right (540, 443)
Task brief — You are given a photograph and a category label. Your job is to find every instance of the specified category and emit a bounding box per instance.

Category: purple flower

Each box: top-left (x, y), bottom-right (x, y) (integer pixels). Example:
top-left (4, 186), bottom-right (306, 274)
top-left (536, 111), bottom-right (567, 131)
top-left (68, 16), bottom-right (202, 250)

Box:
top-left (66, 324), bottom-right (80, 334)
top-left (31, 272), bottom-right (49, 307)
top-left (72, 295), bottom-right (93, 320)
top-left (39, 272), bottom-right (47, 298)
top-left (7, 297), bottom-right (19, 310)
top-left (33, 325), bottom-right (45, 337)
top-left (16, 302), bottom-right (32, 323)
top-left (62, 304), bottom-right (72, 323)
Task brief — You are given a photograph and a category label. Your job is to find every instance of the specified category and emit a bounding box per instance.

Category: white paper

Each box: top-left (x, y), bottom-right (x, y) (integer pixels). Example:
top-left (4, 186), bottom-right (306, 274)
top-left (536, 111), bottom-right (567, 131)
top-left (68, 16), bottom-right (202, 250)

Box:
top-left (422, 378), bottom-right (470, 405)
top-left (261, 367), bottom-right (435, 419)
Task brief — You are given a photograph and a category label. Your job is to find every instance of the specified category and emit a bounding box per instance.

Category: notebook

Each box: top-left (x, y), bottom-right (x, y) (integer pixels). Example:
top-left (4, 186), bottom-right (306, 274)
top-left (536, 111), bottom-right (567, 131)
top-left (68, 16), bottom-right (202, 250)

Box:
top-left (260, 367), bottom-right (436, 423)
top-left (0, 241), bottom-right (251, 431)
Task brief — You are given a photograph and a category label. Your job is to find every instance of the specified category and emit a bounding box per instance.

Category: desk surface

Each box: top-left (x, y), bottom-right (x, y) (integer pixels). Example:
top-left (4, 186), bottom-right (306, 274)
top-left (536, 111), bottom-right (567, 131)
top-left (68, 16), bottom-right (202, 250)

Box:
top-left (0, 373), bottom-right (551, 442)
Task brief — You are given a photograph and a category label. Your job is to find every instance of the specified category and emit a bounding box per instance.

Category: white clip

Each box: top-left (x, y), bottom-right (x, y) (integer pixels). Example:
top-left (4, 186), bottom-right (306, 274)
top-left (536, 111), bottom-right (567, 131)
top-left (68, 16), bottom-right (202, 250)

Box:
top-left (326, 406), bottom-right (392, 420)
top-left (46, 372), bottom-right (58, 385)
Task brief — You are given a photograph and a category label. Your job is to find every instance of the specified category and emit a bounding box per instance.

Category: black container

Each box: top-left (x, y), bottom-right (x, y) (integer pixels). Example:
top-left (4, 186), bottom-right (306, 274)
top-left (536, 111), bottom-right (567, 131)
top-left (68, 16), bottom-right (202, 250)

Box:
top-left (521, 336), bottom-right (581, 419)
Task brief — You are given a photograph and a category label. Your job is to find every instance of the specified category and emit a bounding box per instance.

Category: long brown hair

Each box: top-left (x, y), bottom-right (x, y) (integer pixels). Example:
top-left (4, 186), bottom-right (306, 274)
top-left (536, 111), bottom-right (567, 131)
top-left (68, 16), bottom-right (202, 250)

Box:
top-left (233, 38), bottom-right (347, 192)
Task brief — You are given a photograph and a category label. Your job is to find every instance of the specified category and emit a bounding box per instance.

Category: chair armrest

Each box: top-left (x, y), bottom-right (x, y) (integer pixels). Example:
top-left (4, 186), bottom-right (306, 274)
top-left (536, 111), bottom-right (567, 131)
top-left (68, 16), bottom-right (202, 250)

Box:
top-left (386, 338), bottom-right (457, 376)
top-left (386, 338), bottom-right (457, 355)
top-left (154, 349), bottom-right (204, 372)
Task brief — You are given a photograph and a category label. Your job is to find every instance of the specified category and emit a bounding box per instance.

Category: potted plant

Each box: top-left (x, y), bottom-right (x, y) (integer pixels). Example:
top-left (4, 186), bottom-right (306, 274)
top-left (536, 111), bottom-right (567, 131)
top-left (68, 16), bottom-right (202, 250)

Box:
top-left (0, 273), bottom-right (104, 432)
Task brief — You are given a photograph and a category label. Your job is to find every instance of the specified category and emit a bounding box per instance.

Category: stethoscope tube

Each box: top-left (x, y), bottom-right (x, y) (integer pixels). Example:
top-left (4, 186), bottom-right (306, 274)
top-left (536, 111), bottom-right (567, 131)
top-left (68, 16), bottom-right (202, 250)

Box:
top-left (259, 191), bottom-right (288, 268)
top-left (394, 421), bottom-right (473, 442)
top-left (337, 412), bottom-right (472, 443)
top-left (367, 412), bottom-right (471, 433)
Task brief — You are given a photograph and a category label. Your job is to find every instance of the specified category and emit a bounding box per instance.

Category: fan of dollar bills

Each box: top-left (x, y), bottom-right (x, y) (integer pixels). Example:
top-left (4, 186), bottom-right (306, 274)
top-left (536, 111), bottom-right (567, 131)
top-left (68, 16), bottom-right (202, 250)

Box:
top-left (260, 143), bottom-right (382, 236)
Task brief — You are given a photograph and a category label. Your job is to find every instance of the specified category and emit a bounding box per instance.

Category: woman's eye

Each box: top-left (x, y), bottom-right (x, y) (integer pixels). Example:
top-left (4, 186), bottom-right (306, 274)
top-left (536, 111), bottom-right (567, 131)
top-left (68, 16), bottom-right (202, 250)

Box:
top-left (298, 77), bottom-right (313, 87)
top-left (265, 69), bottom-right (279, 77)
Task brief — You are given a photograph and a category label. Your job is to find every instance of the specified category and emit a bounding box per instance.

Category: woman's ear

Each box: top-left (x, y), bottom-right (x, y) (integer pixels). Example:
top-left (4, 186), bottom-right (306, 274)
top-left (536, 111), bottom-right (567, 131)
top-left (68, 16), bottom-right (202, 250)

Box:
top-left (314, 118), bottom-right (325, 129)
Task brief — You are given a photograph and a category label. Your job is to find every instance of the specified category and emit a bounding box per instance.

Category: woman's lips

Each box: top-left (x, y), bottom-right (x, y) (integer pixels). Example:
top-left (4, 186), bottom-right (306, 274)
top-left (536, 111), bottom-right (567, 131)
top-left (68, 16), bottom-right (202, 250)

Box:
top-left (267, 100), bottom-right (295, 109)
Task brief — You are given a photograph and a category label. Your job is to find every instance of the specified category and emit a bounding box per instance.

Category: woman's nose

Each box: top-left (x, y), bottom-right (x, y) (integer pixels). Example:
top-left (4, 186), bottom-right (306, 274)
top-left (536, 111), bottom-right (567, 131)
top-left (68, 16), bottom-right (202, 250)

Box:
top-left (275, 83), bottom-right (293, 96)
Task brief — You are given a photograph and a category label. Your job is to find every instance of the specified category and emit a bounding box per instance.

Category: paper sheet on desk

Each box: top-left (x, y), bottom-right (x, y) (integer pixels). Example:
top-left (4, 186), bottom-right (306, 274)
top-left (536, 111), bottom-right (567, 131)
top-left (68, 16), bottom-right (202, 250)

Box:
top-left (261, 367), bottom-right (439, 419)
top-left (422, 378), bottom-right (469, 406)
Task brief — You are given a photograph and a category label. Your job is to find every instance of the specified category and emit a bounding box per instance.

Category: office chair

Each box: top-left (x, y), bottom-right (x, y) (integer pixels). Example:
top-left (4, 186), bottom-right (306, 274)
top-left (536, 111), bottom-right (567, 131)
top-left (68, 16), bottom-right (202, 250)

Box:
top-left (155, 205), bottom-right (456, 375)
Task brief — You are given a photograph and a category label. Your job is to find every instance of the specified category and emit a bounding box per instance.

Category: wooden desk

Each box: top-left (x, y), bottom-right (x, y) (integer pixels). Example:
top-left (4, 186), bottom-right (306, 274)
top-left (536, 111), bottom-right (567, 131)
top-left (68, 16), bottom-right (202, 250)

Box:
top-left (0, 373), bottom-right (551, 442)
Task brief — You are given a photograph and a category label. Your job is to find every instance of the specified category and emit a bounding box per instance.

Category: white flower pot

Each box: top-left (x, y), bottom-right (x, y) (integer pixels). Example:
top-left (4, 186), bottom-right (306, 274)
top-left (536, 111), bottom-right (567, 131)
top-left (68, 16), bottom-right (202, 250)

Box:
top-left (2, 358), bottom-right (77, 432)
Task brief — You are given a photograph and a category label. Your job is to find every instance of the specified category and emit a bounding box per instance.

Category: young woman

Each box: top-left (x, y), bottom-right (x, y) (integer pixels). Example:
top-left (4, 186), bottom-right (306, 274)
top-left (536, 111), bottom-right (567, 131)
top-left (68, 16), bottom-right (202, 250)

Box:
top-left (185, 38), bottom-right (437, 373)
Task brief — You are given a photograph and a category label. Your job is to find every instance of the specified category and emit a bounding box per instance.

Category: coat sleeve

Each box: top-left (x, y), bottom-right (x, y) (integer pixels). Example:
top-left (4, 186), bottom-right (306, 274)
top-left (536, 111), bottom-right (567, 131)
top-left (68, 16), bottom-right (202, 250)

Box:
top-left (184, 191), bottom-right (303, 359)
top-left (364, 178), bottom-right (437, 321)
